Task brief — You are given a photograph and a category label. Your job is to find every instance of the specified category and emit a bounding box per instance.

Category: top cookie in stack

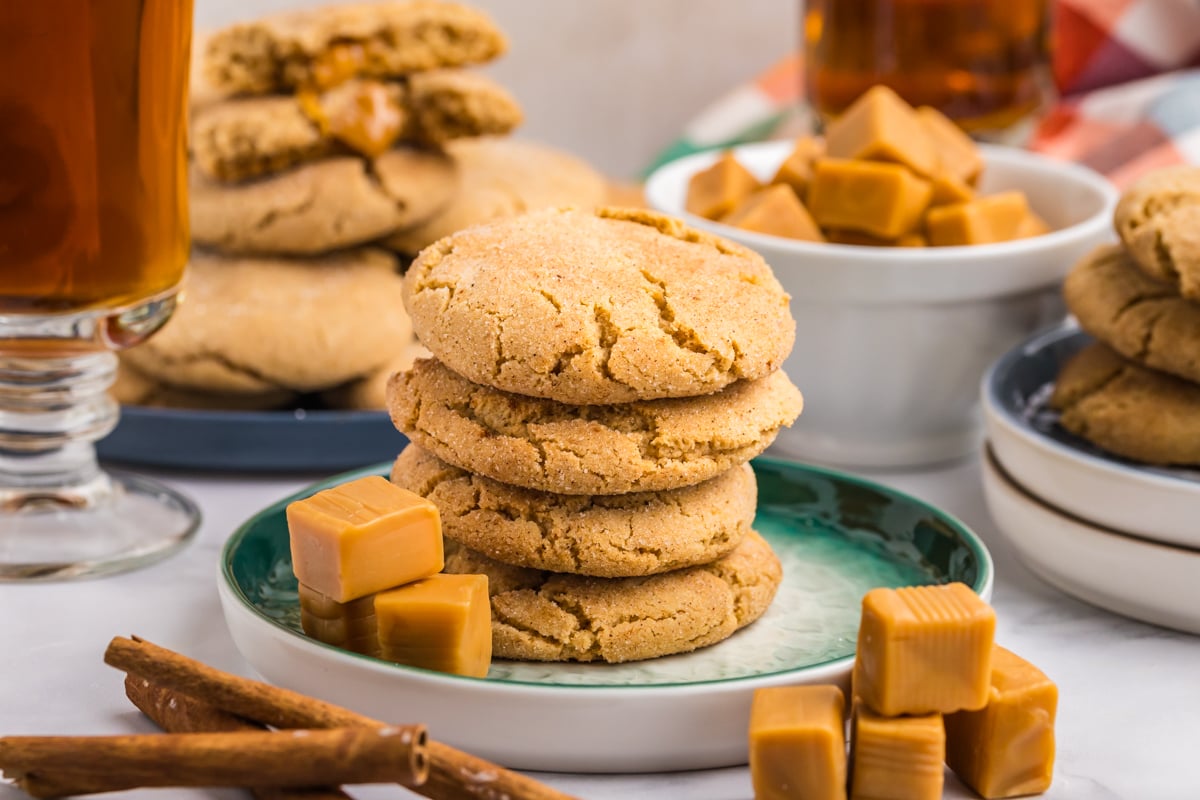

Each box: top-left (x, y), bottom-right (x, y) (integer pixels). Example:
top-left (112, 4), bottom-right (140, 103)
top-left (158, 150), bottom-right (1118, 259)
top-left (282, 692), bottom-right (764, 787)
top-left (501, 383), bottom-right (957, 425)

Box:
top-left (119, 1), bottom-right (531, 410)
top-left (387, 206), bottom-right (804, 664)
top-left (1053, 166), bottom-right (1200, 465)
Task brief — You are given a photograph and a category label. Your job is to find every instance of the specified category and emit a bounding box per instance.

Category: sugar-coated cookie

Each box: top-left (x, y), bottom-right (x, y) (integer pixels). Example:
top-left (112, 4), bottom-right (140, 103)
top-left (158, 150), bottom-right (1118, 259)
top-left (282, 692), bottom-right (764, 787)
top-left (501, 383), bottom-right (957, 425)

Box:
top-left (1051, 342), bottom-right (1200, 465)
top-left (383, 137), bottom-right (608, 255)
top-left (391, 444), bottom-right (755, 577)
top-left (442, 530), bottom-right (782, 663)
top-left (1064, 244), bottom-right (1200, 385)
top-left (191, 152), bottom-right (457, 256)
top-left (403, 206), bottom-right (796, 403)
top-left (203, 1), bottom-right (506, 95)
top-left (123, 250), bottom-right (411, 394)
top-left (192, 72), bottom-right (521, 183)
top-left (1114, 166), bottom-right (1200, 301)
top-left (387, 358), bottom-right (802, 494)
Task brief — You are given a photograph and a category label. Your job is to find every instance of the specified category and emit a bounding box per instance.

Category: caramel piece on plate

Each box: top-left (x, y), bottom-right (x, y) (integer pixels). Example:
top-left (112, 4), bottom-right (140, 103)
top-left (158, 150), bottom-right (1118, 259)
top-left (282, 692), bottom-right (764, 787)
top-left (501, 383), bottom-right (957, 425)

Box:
top-left (926, 191), bottom-right (1030, 246)
top-left (686, 151), bottom-right (762, 220)
top-left (929, 172), bottom-right (975, 207)
top-left (809, 158), bottom-right (932, 239)
top-left (749, 685), bottom-right (847, 800)
top-left (287, 475), bottom-right (444, 603)
top-left (856, 582), bottom-right (995, 716)
top-left (375, 573), bottom-right (492, 678)
top-left (825, 229), bottom-right (926, 247)
top-left (825, 85), bottom-right (937, 177)
top-left (298, 582), bottom-right (380, 657)
top-left (945, 646), bottom-right (1058, 799)
top-left (770, 136), bottom-right (825, 199)
top-left (918, 106), bottom-right (984, 186)
top-left (849, 700), bottom-right (944, 800)
top-left (722, 184), bottom-right (824, 241)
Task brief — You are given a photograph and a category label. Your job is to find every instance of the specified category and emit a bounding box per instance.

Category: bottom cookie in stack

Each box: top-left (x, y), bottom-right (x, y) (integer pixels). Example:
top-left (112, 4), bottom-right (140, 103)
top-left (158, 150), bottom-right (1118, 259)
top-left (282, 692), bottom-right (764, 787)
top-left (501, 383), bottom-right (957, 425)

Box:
top-left (391, 444), bottom-right (781, 664)
top-left (119, 249), bottom-right (416, 409)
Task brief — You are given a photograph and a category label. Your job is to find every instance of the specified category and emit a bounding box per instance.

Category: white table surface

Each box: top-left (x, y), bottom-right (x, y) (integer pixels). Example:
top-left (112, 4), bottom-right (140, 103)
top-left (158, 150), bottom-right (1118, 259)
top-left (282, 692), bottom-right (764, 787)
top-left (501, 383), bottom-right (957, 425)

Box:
top-left (2, 447), bottom-right (1198, 800)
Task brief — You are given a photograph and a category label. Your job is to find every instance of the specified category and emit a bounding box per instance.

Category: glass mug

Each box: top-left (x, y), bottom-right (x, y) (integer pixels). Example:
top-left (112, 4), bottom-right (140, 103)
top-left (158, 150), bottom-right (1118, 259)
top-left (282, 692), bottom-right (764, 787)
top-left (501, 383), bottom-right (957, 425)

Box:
top-left (0, 0), bottom-right (198, 579)
top-left (804, 0), bottom-right (1054, 138)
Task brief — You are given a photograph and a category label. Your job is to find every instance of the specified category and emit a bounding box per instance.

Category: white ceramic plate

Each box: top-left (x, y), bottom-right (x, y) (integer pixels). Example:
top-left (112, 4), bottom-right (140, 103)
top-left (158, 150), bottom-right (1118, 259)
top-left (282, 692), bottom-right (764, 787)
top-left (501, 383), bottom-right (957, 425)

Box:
top-left (982, 444), bottom-right (1200, 635)
top-left (983, 324), bottom-right (1200, 549)
top-left (220, 458), bottom-right (993, 772)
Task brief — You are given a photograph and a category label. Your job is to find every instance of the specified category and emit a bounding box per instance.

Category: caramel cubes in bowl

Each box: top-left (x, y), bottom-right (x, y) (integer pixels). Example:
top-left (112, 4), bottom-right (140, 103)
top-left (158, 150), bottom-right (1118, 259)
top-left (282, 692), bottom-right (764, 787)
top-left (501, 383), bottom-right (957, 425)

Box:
top-left (684, 85), bottom-right (1050, 247)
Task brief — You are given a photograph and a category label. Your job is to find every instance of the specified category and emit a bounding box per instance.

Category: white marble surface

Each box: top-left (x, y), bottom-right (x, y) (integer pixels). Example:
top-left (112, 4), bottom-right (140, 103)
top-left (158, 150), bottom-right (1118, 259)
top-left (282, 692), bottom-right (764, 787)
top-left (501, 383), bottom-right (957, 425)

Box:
top-left (2, 449), bottom-right (1199, 800)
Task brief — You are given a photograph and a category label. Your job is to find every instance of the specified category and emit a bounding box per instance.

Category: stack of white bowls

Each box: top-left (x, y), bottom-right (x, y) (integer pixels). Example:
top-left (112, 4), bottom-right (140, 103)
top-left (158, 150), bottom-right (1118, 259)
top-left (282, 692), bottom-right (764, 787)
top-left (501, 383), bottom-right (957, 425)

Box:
top-left (981, 323), bottom-right (1200, 634)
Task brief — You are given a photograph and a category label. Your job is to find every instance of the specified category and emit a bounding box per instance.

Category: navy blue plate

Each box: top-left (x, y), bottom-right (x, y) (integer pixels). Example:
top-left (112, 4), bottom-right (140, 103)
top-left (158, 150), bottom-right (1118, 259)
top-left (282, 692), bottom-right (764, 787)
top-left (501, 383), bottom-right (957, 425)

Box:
top-left (985, 323), bottom-right (1199, 484)
top-left (98, 406), bottom-right (408, 473)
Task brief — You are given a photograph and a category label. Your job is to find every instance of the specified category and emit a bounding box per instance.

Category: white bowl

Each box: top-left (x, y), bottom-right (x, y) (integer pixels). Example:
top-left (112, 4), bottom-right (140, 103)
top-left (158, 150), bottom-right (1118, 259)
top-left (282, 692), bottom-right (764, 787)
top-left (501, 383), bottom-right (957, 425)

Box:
top-left (983, 324), bottom-right (1200, 549)
top-left (645, 142), bottom-right (1117, 468)
top-left (982, 445), bottom-right (1200, 635)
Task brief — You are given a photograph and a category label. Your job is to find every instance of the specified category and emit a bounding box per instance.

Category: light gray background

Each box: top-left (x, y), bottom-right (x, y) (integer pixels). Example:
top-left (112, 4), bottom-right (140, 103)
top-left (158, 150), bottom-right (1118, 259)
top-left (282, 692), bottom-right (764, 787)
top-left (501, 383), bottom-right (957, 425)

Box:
top-left (195, 0), bottom-right (796, 177)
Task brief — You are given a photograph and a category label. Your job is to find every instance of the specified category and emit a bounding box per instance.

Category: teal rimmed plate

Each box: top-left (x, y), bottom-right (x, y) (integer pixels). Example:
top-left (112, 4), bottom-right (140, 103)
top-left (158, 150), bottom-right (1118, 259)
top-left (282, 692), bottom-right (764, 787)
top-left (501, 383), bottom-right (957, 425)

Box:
top-left (218, 456), bottom-right (992, 773)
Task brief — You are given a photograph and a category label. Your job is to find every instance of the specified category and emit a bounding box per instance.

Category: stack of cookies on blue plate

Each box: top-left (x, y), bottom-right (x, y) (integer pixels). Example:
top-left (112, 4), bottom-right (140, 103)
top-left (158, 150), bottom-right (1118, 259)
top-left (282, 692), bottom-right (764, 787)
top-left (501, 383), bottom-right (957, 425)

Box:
top-left (1054, 166), bottom-right (1200, 466)
top-left (117, 0), bottom-right (608, 413)
top-left (386, 206), bottom-right (805, 663)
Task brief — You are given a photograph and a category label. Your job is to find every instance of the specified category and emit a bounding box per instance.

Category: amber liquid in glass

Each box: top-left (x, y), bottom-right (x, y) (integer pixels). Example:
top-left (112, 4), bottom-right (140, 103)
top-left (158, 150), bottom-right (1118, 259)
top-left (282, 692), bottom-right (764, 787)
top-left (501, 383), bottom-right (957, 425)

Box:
top-left (805, 0), bottom-right (1051, 135)
top-left (0, 0), bottom-right (191, 315)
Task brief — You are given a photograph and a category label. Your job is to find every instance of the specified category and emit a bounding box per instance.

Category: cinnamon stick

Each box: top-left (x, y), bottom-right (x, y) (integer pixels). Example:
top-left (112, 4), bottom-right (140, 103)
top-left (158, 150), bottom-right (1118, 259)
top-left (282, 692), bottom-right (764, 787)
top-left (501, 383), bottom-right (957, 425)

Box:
top-left (124, 673), bottom-right (352, 800)
top-left (0, 726), bottom-right (427, 799)
top-left (105, 635), bottom-right (578, 800)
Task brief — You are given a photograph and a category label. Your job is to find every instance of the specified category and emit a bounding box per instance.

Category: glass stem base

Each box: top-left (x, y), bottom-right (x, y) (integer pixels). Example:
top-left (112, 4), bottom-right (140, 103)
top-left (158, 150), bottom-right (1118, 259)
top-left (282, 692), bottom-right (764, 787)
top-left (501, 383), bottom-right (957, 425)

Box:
top-left (0, 297), bottom-right (200, 580)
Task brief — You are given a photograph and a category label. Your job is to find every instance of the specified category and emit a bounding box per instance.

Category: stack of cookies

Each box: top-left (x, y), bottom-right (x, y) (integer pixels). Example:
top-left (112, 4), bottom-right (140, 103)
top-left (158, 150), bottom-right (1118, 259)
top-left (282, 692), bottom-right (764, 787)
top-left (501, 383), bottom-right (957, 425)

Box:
top-left (1052, 166), bottom-right (1200, 465)
top-left (118, 0), bottom-right (609, 412)
top-left (386, 206), bottom-right (805, 664)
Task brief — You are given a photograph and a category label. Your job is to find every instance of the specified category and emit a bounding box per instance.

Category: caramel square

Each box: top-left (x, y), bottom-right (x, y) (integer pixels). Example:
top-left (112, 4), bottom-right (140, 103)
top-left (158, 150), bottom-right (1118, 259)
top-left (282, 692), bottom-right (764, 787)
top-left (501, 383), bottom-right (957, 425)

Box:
top-left (825, 85), bottom-right (937, 177)
top-left (770, 135), bottom-right (825, 200)
top-left (287, 475), bottom-right (444, 603)
top-left (686, 151), bottom-right (762, 220)
top-left (917, 106), bottom-right (983, 186)
top-left (856, 582), bottom-right (996, 716)
top-left (298, 582), bottom-right (380, 657)
top-left (945, 646), bottom-right (1058, 799)
top-left (926, 192), bottom-right (1030, 246)
top-left (849, 700), bottom-right (944, 800)
top-left (809, 158), bottom-right (931, 239)
top-left (749, 685), bottom-right (847, 800)
top-left (375, 573), bottom-right (492, 678)
top-left (722, 184), bottom-right (824, 241)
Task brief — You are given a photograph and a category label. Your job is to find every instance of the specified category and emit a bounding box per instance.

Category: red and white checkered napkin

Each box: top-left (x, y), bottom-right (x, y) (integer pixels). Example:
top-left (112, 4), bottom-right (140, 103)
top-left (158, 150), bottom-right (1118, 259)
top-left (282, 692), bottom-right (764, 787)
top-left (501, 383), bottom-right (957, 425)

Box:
top-left (646, 0), bottom-right (1200, 189)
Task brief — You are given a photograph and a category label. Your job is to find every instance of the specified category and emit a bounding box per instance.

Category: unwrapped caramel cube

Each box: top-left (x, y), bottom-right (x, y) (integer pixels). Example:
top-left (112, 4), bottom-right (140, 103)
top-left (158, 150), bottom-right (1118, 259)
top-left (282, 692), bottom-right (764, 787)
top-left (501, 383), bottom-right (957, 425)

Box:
top-left (771, 136), bottom-right (825, 200)
top-left (917, 106), bottom-right (984, 186)
top-left (809, 158), bottom-right (932, 239)
top-left (1017, 212), bottom-right (1051, 239)
top-left (298, 582), bottom-right (380, 657)
top-left (930, 172), bottom-right (975, 207)
top-left (749, 685), bottom-right (847, 800)
top-left (926, 191), bottom-right (1030, 246)
top-left (375, 573), bottom-right (492, 678)
top-left (722, 184), bottom-right (824, 241)
top-left (945, 646), bottom-right (1058, 799)
top-left (825, 85), bottom-right (937, 177)
top-left (856, 582), bottom-right (996, 716)
top-left (849, 700), bottom-right (944, 800)
top-left (287, 475), bottom-right (444, 603)
top-left (686, 151), bottom-right (762, 220)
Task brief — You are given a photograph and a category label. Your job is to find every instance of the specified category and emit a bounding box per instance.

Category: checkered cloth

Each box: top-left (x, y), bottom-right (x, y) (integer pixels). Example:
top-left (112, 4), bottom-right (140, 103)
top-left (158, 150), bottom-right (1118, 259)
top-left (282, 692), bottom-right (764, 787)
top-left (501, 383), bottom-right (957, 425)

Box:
top-left (648, 0), bottom-right (1200, 188)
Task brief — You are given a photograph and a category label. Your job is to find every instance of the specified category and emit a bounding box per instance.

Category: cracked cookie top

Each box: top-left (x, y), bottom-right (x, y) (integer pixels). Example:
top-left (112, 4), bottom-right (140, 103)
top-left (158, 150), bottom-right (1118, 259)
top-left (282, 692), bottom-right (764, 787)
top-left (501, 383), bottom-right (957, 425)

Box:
top-left (1113, 166), bottom-right (1200, 301)
top-left (390, 444), bottom-right (755, 577)
top-left (387, 357), bottom-right (803, 495)
top-left (1050, 342), bottom-right (1200, 465)
top-left (1064, 244), bottom-right (1200, 385)
top-left (402, 206), bottom-right (796, 403)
